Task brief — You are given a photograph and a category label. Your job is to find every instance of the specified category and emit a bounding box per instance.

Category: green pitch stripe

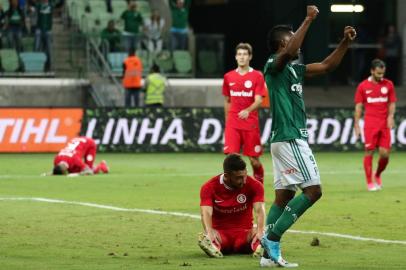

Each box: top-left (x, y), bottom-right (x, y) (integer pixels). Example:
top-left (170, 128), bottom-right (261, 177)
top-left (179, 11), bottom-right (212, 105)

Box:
top-left (289, 140), bottom-right (310, 181)
top-left (292, 140), bottom-right (312, 181)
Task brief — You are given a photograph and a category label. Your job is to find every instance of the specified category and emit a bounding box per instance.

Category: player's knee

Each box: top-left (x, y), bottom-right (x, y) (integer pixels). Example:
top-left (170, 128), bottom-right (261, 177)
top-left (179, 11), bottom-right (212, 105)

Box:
top-left (313, 189), bottom-right (322, 202)
top-left (379, 150), bottom-right (390, 158)
top-left (304, 187), bottom-right (322, 203)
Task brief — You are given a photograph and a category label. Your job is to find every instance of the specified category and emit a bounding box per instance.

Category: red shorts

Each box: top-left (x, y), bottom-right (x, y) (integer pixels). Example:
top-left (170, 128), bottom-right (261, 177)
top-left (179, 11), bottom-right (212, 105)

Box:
top-left (224, 126), bottom-right (262, 157)
top-left (364, 127), bottom-right (391, 151)
top-left (215, 228), bottom-right (260, 254)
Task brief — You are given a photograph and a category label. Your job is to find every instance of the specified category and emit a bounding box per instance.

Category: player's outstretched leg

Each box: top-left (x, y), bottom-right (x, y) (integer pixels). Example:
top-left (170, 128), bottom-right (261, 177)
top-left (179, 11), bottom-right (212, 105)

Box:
top-left (260, 237), bottom-right (298, 268)
top-left (262, 187), bottom-right (321, 267)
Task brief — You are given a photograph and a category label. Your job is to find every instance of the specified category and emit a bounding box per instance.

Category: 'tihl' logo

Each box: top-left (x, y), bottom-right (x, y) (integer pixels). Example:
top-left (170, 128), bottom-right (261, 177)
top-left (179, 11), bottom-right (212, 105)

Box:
top-left (0, 118), bottom-right (67, 143)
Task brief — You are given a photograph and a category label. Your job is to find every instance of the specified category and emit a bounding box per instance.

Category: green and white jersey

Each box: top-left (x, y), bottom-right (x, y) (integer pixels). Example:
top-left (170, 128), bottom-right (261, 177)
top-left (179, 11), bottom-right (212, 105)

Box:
top-left (264, 54), bottom-right (308, 143)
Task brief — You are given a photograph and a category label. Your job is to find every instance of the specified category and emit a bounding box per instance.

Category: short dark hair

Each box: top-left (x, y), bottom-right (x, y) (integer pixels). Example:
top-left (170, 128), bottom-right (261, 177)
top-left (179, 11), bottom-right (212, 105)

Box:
top-left (150, 63), bottom-right (160, 73)
top-left (235, 43), bottom-right (253, 55)
top-left (52, 164), bottom-right (65, 175)
top-left (371, 59), bottom-right (386, 69)
top-left (223, 154), bottom-right (246, 174)
top-left (267, 25), bottom-right (293, 53)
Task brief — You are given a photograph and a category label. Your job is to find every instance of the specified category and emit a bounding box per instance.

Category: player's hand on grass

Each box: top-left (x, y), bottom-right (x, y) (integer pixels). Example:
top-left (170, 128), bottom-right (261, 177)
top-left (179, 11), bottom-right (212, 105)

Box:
top-left (207, 229), bottom-right (221, 247)
top-left (238, 110), bottom-right (249, 119)
top-left (344, 26), bottom-right (357, 41)
top-left (306, 5), bottom-right (319, 20)
top-left (251, 230), bottom-right (264, 246)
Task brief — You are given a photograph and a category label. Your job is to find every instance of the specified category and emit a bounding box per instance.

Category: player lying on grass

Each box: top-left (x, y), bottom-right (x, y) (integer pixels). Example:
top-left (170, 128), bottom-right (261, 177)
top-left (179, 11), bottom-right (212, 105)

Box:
top-left (50, 137), bottom-right (109, 176)
top-left (198, 154), bottom-right (266, 258)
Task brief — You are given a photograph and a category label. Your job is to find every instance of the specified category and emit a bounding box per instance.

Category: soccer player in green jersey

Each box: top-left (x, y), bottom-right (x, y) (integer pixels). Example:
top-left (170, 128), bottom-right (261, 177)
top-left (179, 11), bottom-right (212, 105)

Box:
top-left (259, 6), bottom-right (356, 268)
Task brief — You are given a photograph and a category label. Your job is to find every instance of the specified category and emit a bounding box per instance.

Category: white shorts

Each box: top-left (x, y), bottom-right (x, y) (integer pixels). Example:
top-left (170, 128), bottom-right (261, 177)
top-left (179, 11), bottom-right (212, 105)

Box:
top-left (271, 139), bottom-right (321, 191)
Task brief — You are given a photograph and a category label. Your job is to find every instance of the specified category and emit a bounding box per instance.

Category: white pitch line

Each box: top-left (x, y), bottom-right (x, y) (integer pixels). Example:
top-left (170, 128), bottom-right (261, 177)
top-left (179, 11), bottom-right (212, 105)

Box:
top-left (0, 170), bottom-right (404, 179)
top-left (1, 196), bottom-right (406, 246)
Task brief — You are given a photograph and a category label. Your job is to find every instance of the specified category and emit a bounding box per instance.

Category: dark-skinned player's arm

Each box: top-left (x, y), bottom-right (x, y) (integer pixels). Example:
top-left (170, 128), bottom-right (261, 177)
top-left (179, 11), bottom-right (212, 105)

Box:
top-left (273, 5), bottom-right (319, 71)
top-left (354, 103), bottom-right (363, 140)
top-left (305, 26), bottom-right (357, 77)
top-left (200, 206), bottom-right (222, 246)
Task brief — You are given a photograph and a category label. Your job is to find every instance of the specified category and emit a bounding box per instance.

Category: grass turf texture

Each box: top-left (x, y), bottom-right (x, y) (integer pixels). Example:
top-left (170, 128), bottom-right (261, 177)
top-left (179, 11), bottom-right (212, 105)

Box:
top-left (0, 152), bottom-right (405, 269)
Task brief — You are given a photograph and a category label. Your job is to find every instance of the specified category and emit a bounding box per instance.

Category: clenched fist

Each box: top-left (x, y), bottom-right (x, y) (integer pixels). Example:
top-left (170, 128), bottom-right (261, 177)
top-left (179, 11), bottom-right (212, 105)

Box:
top-left (344, 26), bottom-right (357, 41)
top-left (307, 5), bottom-right (319, 20)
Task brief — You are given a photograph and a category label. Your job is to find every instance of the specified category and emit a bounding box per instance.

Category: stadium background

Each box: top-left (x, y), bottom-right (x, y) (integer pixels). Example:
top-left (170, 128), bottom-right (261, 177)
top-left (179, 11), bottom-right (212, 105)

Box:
top-left (0, 0), bottom-right (405, 152)
top-left (0, 1), bottom-right (406, 269)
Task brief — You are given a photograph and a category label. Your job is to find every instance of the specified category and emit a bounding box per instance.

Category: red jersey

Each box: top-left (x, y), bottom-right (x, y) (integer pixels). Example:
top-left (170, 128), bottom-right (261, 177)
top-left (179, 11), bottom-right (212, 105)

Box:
top-left (53, 137), bottom-right (97, 173)
top-left (223, 68), bottom-right (266, 130)
top-left (200, 174), bottom-right (264, 230)
top-left (355, 77), bottom-right (397, 129)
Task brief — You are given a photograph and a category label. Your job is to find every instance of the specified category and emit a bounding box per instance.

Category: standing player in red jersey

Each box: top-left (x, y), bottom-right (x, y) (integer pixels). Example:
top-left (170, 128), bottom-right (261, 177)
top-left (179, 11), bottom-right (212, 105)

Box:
top-left (198, 154), bottom-right (266, 258)
top-left (52, 137), bottom-right (109, 176)
top-left (223, 43), bottom-right (267, 184)
top-left (354, 59), bottom-right (397, 191)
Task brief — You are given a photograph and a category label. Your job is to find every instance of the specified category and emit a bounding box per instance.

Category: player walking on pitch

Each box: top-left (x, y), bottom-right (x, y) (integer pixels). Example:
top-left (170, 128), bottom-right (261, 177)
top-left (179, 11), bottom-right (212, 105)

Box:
top-left (223, 43), bottom-right (267, 184)
top-left (354, 59), bottom-right (397, 191)
top-left (260, 6), bottom-right (356, 267)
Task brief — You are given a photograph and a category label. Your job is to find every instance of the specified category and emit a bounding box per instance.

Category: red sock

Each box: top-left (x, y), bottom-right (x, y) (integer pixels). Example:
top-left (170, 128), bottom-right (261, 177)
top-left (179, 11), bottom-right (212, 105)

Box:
top-left (376, 157), bottom-right (389, 177)
top-left (363, 155), bottom-right (373, 184)
top-left (93, 165), bottom-right (101, 174)
top-left (253, 164), bottom-right (264, 184)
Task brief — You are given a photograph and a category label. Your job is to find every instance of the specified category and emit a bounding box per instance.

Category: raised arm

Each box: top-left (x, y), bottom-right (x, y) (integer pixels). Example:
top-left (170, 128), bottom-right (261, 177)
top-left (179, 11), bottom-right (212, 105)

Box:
top-left (273, 6), bottom-right (319, 71)
top-left (306, 26), bottom-right (357, 77)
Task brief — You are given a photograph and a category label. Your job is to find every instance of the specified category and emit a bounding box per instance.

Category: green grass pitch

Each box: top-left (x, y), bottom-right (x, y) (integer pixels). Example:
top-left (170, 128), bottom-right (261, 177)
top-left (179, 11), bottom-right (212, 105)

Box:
top-left (0, 152), bottom-right (405, 269)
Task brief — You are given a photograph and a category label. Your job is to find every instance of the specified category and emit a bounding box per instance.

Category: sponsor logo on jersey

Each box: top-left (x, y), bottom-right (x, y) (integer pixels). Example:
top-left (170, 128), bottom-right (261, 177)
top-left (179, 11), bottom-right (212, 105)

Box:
top-left (214, 199), bottom-right (224, 204)
top-left (300, 129), bottom-right (308, 137)
top-left (229, 82), bottom-right (235, 86)
top-left (230, 90), bottom-right (253, 97)
top-left (244, 80), bottom-right (253, 88)
top-left (367, 96), bottom-right (388, 103)
top-left (282, 168), bottom-right (298, 175)
top-left (381, 86), bottom-right (388, 94)
top-left (291, 83), bottom-right (303, 95)
top-left (366, 90), bottom-right (373, 94)
top-left (236, 194), bottom-right (247, 204)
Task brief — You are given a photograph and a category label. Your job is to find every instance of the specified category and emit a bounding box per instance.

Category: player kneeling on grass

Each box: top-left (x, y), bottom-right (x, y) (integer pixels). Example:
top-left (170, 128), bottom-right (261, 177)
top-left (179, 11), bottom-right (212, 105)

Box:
top-left (51, 137), bottom-right (109, 176)
top-left (198, 154), bottom-right (266, 258)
